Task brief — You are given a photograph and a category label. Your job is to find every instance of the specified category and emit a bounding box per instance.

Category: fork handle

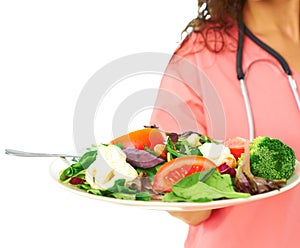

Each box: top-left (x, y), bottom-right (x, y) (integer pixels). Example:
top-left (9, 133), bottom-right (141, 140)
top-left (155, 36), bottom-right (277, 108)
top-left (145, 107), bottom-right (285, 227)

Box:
top-left (5, 149), bottom-right (80, 158)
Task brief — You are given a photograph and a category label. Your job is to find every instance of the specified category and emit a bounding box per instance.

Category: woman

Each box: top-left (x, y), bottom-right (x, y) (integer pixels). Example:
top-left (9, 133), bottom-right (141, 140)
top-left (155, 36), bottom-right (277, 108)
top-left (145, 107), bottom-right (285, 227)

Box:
top-left (151, 0), bottom-right (300, 247)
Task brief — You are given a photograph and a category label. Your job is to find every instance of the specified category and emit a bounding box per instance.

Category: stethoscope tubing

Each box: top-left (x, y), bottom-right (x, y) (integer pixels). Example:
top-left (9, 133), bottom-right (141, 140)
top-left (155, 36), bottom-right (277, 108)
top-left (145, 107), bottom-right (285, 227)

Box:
top-left (236, 21), bottom-right (300, 141)
top-left (239, 78), bottom-right (255, 141)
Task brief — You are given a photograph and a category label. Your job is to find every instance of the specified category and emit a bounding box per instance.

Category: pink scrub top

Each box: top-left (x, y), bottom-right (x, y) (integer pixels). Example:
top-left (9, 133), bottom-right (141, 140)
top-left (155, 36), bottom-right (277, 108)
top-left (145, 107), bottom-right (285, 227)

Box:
top-left (150, 26), bottom-right (300, 248)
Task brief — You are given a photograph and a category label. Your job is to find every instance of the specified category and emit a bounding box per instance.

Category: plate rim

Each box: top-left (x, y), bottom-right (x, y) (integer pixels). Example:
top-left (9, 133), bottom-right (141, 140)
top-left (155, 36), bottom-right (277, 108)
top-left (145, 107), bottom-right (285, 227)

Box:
top-left (49, 158), bottom-right (300, 211)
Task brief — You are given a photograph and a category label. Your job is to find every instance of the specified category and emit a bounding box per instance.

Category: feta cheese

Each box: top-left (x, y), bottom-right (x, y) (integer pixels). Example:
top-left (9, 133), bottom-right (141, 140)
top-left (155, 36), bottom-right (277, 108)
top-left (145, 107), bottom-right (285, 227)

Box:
top-left (199, 143), bottom-right (233, 166)
top-left (85, 144), bottom-right (138, 189)
top-left (186, 133), bottom-right (202, 147)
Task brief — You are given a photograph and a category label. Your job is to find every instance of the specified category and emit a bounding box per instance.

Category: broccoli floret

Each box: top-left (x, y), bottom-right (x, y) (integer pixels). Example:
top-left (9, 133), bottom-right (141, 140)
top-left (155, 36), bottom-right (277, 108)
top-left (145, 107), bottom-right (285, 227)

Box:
top-left (250, 136), bottom-right (296, 180)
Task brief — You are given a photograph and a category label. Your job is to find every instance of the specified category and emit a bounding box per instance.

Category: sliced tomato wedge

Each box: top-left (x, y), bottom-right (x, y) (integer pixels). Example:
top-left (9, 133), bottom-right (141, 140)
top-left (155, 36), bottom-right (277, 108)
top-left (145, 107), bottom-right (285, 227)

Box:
top-left (223, 137), bottom-right (246, 160)
top-left (152, 155), bottom-right (216, 192)
top-left (110, 128), bottom-right (166, 150)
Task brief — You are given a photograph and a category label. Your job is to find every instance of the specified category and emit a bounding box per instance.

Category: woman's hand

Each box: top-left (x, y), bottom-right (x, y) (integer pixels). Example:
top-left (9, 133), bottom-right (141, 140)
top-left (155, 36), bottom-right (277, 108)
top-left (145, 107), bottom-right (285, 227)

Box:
top-left (168, 210), bottom-right (212, 226)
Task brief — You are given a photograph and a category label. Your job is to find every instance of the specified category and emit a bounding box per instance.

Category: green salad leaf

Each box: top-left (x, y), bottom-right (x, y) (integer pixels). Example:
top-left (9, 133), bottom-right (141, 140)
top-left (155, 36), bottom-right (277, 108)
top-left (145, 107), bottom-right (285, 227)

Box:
top-left (163, 169), bottom-right (250, 202)
top-left (60, 150), bottom-right (97, 181)
top-left (79, 150), bottom-right (98, 169)
top-left (68, 178), bottom-right (151, 201)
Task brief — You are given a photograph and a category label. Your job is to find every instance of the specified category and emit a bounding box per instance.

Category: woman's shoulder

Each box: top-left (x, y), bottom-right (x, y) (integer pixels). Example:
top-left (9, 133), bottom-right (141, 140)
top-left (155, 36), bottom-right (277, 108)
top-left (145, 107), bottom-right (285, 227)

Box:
top-left (170, 24), bottom-right (238, 67)
top-left (168, 26), bottom-right (238, 76)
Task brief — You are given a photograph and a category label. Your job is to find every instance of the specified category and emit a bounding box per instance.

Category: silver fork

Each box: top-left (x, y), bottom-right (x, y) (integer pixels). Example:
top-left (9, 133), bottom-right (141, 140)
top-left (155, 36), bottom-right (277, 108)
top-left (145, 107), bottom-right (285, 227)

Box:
top-left (5, 149), bottom-right (80, 158)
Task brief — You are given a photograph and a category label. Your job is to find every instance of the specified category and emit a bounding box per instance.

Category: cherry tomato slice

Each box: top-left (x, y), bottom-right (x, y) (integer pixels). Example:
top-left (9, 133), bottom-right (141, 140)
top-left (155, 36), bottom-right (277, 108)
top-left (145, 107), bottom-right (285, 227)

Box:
top-left (223, 137), bottom-right (246, 160)
top-left (110, 128), bottom-right (166, 150)
top-left (152, 155), bottom-right (216, 192)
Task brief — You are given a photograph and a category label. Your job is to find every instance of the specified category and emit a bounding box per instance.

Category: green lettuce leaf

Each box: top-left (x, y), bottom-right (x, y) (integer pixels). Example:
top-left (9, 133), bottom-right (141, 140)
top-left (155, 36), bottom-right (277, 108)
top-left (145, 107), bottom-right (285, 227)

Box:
top-left (163, 169), bottom-right (250, 202)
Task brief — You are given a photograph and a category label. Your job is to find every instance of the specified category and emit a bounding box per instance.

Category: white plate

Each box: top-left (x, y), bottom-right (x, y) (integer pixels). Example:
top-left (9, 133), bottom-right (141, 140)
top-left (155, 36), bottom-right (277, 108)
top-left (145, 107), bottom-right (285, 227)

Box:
top-left (49, 159), bottom-right (300, 211)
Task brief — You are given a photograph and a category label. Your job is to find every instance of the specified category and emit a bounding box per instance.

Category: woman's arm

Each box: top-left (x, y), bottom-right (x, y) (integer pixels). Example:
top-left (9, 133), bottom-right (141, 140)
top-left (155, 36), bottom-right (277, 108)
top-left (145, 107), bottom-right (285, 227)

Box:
top-left (150, 50), bottom-right (212, 225)
top-left (168, 210), bottom-right (212, 226)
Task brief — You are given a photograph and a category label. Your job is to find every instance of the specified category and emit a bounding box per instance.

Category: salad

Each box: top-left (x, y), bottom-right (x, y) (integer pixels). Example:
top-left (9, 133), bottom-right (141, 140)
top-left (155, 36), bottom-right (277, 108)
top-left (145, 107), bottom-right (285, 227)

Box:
top-left (59, 127), bottom-right (296, 203)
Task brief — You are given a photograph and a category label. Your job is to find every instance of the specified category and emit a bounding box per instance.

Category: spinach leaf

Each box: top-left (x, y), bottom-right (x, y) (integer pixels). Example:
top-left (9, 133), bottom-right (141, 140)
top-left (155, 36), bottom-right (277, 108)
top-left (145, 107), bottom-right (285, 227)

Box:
top-left (110, 193), bottom-right (136, 200)
top-left (135, 192), bottom-right (151, 201)
top-left (60, 150), bottom-right (97, 181)
top-left (60, 162), bottom-right (84, 181)
top-left (203, 170), bottom-right (235, 192)
top-left (71, 178), bottom-right (151, 201)
top-left (173, 169), bottom-right (215, 189)
top-left (78, 150), bottom-right (97, 169)
top-left (172, 182), bottom-right (249, 202)
top-left (102, 179), bottom-right (151, 201)
top-left (102, 179), bottom-right (137, 196)
top-left (162, 192), bottom-right (188, 202)
top-left (163, 169), bottom-right (250, 202)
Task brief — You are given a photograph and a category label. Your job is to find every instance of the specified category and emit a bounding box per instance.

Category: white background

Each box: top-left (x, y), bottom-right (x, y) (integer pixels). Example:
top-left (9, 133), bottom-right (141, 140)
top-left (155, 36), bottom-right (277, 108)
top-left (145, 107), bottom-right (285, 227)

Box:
top-left (1, 1), bottom-right (197, 248)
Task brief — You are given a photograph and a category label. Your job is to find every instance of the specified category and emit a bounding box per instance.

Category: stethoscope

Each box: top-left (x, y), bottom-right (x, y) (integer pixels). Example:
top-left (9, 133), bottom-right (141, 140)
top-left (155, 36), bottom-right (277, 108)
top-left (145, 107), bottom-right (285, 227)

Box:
top-left (236, 21), bottom-right (300, 141)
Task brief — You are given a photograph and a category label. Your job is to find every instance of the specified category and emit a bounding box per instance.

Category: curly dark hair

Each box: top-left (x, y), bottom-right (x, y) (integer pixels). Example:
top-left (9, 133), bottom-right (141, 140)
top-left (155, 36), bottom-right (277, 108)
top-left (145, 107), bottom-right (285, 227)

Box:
top-left (180, 0), bottom-right (246, 53)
